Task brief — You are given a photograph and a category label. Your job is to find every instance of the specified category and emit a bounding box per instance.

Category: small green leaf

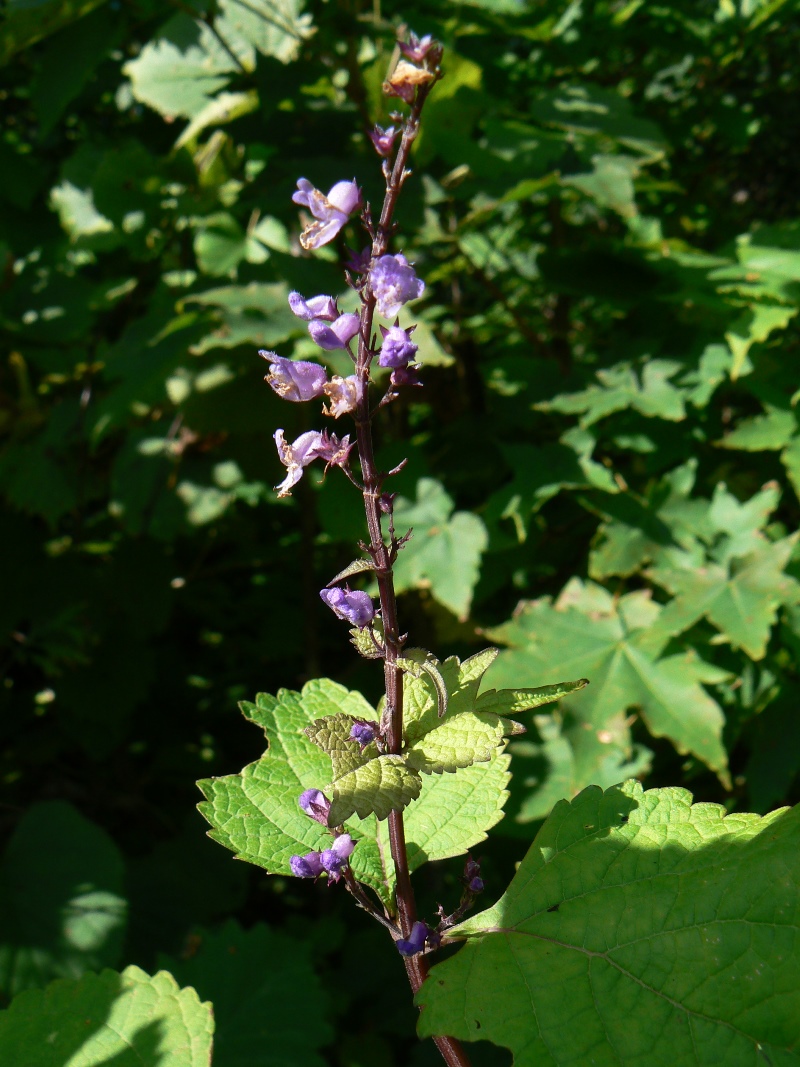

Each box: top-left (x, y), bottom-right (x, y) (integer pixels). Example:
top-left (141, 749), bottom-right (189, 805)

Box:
top-left (328, 756), bottom-right (422, 825)
top-left (349, 620), bottom-right (385, 659)
top-left (417, 780), bottom-right (800, 1067)
top-left (398, 647), bottom-right (449, 717)
top-left (475, 678), bottom-right (589, 716)
top-left (652, 536), bottom-right (800, 659)
top-left (0, 965), bottom-right (213, 1066)
top-left (326, 557), bottom-right (375, 586)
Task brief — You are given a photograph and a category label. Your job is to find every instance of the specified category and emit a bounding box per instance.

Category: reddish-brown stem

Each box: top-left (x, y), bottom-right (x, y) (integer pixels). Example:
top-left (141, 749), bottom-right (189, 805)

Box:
top-left (351, 73), bottom-right (473, 1067)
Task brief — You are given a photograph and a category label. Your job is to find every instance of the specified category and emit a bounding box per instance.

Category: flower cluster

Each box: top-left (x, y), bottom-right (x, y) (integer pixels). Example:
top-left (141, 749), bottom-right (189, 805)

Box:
top-left (290, 790), bottom-right (357, 884)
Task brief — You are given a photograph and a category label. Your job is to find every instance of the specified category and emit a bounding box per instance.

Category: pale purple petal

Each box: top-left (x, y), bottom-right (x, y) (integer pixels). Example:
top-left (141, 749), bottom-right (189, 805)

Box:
top-left (288, 292), bottom-right (339, 322)
top-left (370, 254), bottom-right (425, 319)
top-left (309, 312), bottom-right (360, 351)
top-left (263, 354), bottom-right (328, 401)
top-left (326, 180), bottom-right (361, 215)
top-left (320, 587), bottom-right (375, 628)
top-left (370, 125), bottom-right (398, 157)
top-left (299, 789), bottom-right (331, 825)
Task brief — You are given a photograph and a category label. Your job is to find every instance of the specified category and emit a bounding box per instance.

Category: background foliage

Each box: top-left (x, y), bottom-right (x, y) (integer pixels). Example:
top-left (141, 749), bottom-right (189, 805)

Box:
top-left (1, 0), bottom-right (799, 1062)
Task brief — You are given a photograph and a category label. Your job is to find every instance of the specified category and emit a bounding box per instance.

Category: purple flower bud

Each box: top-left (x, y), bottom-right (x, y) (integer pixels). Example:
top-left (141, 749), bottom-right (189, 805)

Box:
top-left (299, 788), bottom-right (332, 825)
top-left (323, 375), bottom-right (358, 418)
top-left (288, 292), bottom-right (339, 322)
top-left (464, 857), bottom-right (481, 881)
top-left (274, 428), bottom-right (325, 497)
top-left (469, 876), bottom-right (485, 893)
top-left (396, 921), bottom-right (429, 957)
top-left (320, 587), bottom-right (375, 628)
top-left (378, 325), bottom-right (418, 368)
top-left (262, 354), bottom-right (328, 402)
top-left (350, 721), bottom-right (376, 748)
top-left (398, 33), bottom-right (435, 63)
top-left (290, 851), bottom-right (325, 878)
top-left (369, 124), bottom-right (398, 157)
top-left (379, 492), bottom-right (396, 513)
top-left (293, 178), bottom-right (362, 250)
top-left (308, 312), bottom-right (360, 351)
top-left (370, 254), bottom-right (424, 319)
top-left (390, 364), bottom-right (422, 389)
top-left (345, 247), bottom-right (372, 274)
top-left (320, 833), bottom-right (356, 883)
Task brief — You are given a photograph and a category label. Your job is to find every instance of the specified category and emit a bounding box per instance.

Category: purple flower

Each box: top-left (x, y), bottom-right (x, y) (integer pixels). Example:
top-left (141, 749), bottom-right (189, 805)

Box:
top-left (290, 851), bottom-right (325, 878)
top-left (273, 429), bottom-right (353, 497)
top-left (396, 921), bottom-right (429, 957)
top-left (320, 587), bottom-right (375, 628)
top-left (378, 325), bottom-right (418, 368)
top-left (308, 312), bottom-right (360, 351)
top-left (299, 788), bottom-right (332, 826)
top-left (262, 354), bottom-right (328, 402)
top-left (370, 254), bottom-right (424, 319)
top-left (350, 721), bottom-right (376, 748)
top-left (274, 429), bottom-right (325, 497)
top-left (320, 833), bottom-right (356, 883)
top-left (288, 291), bottom-right (338, 322)
top-left (293, 178), bottom-right (362, 250)
top-left (398, 33), bottom-right (435, 63)
top-left (390, 364), bottom-right (422, 389)
top-left (370, 124), bottom-right (398, 157)
top-left (323, 375), bottom-right (358, 418)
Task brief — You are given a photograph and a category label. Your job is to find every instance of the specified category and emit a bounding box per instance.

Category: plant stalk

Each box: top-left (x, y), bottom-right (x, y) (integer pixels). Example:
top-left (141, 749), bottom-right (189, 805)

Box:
top-left (352, 74), bottom-right (473, 1067)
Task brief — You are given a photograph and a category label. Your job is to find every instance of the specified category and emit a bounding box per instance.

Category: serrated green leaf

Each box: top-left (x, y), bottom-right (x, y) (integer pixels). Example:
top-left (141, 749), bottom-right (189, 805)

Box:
top-left (400, 750), bottom-right (511, 868)
top-left (417, 780), bottom-right (800, 1067)
top-left (197, 679), bottom-right (378, 879)
top-left (391, 478), bottom-right (488, 620)
top-left (486, 581), bottom-right (730, 784)
top-left (716, 404), bottom-right (796, 451)
top-left (328, 755), bottom-right (421, 825)
top-left (538, 359), bottom-right (686, 427)
top-left (349, 618), bottom-right (385, 659)
top-left (475, 678), bottom-right (589, 715)
top-left (159, 920), bottom-right (331, 1067)
top-left (0, 801), bottom-right (127, 998)
top-left (405, 713), bottom-right (505, 775)
top-left (0, 965), bottom-right (213, 1066)
top-left (651, 536), bottom-right (800, 659)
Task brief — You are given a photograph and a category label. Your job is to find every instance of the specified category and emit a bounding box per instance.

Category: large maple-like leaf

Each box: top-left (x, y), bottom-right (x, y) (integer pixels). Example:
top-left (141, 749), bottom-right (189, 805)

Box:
top-left (417, 780), bottom-right (800, 1066)
top-left (486, 579), bottom-right (730, 784)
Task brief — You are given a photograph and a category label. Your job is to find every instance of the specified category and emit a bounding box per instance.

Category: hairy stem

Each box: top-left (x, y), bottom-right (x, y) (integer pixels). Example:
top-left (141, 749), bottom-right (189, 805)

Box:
top-left (352, 76), bottom-right (473, 1067)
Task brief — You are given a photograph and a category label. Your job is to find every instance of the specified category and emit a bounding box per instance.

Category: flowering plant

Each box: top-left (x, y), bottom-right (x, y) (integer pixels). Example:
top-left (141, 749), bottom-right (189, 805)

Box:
top-left (195, 26), bottom-right (800, 1067)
